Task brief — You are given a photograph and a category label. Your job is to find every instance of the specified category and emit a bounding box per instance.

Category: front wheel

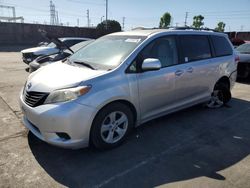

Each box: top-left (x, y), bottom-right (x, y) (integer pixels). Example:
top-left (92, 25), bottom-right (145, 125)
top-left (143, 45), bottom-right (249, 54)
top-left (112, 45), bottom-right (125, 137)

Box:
top-left (207, 83), bottom-right (231, 108)
top-left (90, 103), bottom-right (133, 150)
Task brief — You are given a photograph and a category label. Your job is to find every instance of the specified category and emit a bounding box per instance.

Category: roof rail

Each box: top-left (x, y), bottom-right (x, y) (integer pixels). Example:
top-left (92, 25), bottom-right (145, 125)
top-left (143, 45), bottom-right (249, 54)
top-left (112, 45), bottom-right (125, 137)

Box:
top-left (167, 26), bottom-right (219, 32)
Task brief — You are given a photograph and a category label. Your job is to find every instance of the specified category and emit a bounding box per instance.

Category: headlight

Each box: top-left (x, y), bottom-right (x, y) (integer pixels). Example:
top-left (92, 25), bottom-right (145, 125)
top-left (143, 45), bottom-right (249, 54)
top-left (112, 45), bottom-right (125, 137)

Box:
top-left (44, 85), bottom-right (91, 104)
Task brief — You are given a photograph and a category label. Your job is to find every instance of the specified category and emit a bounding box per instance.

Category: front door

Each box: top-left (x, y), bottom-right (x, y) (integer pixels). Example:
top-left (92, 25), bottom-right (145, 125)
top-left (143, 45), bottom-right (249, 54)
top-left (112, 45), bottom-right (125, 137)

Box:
top-left (136, 36), bottom-right (179, 122)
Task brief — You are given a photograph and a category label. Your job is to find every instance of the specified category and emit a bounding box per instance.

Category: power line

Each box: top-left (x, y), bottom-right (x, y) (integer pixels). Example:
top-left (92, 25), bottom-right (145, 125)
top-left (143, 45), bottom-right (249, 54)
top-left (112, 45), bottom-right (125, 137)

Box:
top-left (67, 0), bottom-right (105, 6)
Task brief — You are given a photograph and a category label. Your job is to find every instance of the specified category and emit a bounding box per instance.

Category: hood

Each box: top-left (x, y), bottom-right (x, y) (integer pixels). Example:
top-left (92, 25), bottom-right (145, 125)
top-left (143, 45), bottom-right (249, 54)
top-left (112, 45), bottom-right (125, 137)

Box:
top-left (21, 46), bottom-right (59, 56)
top-left (26, 62), bottom-right (107, 92)
top-left (238, 53), bottom-right (250, 63)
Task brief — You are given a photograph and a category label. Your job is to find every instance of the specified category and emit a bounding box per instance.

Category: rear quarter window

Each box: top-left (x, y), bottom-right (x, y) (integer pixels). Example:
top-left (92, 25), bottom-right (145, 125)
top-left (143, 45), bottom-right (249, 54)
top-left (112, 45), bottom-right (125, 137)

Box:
top-left (211, 35), bottom-right (233, 57)
top-left (180, 35), bottom-right (212, 63)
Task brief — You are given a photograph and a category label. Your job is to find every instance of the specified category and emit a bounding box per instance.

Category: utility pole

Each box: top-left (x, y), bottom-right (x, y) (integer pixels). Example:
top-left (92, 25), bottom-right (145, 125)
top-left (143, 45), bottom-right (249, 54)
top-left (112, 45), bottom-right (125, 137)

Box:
top-left (77, 18), bottom-right (79, 27)
top-left (55, 11), bottom-right (59, 25)
top-left (50, 0), bottom-right (56, 25)
top-left (122, 17), bottom-right (125, 30)
top-left (105, 0), bottom-right (108, 29)
top-left (87, 9), bottom-right (90, 27)
top-left (0, 5), bottom-right (20, 23)
top-left (184, 12), bottom-right (188, 26)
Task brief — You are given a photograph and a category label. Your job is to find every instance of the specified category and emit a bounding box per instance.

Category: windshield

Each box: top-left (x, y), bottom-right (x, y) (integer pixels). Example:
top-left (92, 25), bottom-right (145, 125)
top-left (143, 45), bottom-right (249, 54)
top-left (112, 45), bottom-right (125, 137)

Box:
top-left (70, 40), bottom-right (94, 52)
top-left (47, 42), bottom-right (56, 48)
top-left (69, 35), bottom-right (145, 69)
top-left (236, 43), bottom-right (250, 54)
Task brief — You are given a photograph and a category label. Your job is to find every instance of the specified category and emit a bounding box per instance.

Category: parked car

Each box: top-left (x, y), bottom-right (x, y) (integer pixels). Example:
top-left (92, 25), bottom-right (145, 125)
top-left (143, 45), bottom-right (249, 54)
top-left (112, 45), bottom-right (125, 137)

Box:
top-left (230, 38), bottom-right (245, 48)
top-left (21, 37), bottom-right (92, 64)
top-left (235, 43), bottom-right (250, 78)
top-left (19, 29), bottom-right (237, 150)
top-left (29, 40), bottom-right (94, 73)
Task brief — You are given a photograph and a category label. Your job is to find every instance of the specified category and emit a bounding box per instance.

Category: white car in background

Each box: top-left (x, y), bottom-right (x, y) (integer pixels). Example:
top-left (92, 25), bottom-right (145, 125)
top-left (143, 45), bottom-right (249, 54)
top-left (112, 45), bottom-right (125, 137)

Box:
top-left (21, 37), bottom-right (92, 64)
top-left (28, 40), bottom-right (94, 73)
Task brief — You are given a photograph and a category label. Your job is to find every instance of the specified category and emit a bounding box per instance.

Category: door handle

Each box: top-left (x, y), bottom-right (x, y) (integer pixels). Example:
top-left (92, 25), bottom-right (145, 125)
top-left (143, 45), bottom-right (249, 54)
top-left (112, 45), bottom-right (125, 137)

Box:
top-left (175, 70), bottom-right (184, 76)
top-left (186, 67), bottom-right (193, 73)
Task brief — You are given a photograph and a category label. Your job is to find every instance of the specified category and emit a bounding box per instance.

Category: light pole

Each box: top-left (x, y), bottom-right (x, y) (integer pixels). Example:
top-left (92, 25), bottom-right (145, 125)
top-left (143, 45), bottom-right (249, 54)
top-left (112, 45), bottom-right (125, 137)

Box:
top-left (105, 0), bottom-right (108, 29)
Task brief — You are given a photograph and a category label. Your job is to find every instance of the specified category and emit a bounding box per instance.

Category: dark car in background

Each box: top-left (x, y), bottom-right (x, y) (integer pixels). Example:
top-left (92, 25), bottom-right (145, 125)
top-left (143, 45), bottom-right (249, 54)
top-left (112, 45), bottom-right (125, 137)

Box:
top-left (236, 43), bottom-right (250, 78)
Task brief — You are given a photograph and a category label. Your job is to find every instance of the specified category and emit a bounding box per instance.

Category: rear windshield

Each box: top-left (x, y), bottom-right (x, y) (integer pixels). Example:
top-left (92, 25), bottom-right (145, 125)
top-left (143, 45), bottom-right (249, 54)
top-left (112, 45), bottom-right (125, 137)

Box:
top-left (211, 35), bottom-right (233, 57)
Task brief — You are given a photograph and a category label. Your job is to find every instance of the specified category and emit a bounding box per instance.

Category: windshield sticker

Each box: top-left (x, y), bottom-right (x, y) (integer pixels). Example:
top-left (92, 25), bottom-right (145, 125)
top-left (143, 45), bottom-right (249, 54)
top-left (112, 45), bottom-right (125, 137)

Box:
top-left (125, 38), bottom-right (141, 43)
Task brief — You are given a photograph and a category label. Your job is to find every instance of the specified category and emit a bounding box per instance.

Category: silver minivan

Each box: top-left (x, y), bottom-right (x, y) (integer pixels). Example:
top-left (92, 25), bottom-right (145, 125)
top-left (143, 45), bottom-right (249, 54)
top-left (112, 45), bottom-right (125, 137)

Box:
top-left (19, 29), bottom-right (238, 149)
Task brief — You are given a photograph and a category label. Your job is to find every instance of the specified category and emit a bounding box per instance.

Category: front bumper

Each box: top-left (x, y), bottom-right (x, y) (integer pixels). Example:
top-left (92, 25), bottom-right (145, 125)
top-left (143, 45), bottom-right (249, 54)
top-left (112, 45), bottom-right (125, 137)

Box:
top-left (19, 92), bottom-right (97, 149)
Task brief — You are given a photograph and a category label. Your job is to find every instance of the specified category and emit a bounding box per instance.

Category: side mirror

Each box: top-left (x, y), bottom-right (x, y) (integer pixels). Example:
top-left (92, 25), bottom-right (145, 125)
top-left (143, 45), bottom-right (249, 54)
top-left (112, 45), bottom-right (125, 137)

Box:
top-left (141, 58), bottom-right (161, 71)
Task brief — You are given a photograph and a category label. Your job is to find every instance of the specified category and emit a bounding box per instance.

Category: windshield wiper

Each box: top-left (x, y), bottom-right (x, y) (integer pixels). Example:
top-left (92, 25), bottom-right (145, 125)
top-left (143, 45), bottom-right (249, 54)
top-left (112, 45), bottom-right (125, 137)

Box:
top-left (73, 60), bottom-right (96, 70)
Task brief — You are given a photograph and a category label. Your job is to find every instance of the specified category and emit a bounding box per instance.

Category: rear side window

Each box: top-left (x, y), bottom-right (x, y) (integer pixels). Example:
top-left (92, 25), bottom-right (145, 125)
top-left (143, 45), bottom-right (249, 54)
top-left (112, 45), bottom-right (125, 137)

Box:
top-left (180, 35), bottom-right (212, 63)
top-left (211, 35), bottom-right (233, 57)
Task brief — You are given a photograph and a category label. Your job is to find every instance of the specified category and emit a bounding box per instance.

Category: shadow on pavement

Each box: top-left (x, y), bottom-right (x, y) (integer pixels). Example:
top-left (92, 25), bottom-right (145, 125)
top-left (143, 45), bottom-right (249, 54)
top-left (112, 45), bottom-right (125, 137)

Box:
top-left (28, 98), bottom-right (250, 188)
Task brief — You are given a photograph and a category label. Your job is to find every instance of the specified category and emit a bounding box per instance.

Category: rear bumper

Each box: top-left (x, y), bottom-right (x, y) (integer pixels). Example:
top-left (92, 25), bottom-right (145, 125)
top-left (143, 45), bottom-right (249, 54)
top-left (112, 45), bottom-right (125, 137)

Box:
top-left (229, 70), bottom-right (237, 90)
top-left (237, 62), bottom-right (250, 78)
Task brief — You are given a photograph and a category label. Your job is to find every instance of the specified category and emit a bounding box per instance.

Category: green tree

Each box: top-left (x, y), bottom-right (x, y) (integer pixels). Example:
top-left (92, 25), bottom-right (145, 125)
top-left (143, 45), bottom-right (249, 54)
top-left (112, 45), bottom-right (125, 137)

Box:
top-left (96, 20), bottom-right (121, 37)
top-left (159, 12), bottom-right (171, 28)
top-left (192, 15), bottom-right (204, 28)
top-left (215, 22), bottom-right (226, 32)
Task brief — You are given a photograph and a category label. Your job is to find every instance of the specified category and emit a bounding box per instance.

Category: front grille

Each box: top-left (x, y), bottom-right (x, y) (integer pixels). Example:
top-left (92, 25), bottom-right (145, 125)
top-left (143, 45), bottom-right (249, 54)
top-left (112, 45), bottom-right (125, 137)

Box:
top-left (22, 53), bottom-right (34, 59)
top-left (24, 90), bottom-right (49, 107)
top-left (22, 53), bottom-right (38, 63)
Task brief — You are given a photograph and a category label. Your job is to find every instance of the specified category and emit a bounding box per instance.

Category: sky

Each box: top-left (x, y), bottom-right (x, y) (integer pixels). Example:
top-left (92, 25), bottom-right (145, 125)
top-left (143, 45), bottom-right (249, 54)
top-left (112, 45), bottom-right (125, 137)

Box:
top-left (0, 0), bottom-right (250, 31)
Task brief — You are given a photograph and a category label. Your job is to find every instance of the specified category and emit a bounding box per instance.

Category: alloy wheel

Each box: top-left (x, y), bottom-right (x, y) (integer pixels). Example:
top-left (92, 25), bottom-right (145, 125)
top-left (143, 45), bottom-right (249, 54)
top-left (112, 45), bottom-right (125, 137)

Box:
top-left (207, 90), bottom-right (224, 108)
top-left (100, 111), bottom-right (128, 144)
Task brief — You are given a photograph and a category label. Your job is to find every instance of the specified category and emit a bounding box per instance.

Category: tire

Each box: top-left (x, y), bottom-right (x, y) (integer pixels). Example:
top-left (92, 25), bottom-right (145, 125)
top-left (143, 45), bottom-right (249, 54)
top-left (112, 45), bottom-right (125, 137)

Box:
top-left (207, 82), bottom-right (231, 108)
top-left (90, 102), bottom-right (134, 150)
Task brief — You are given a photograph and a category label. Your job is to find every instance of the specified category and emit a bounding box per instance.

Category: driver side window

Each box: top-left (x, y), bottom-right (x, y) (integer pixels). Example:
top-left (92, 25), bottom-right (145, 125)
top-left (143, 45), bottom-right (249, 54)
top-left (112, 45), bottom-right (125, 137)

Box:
top-left (128, 36), bottom-right (178, 72)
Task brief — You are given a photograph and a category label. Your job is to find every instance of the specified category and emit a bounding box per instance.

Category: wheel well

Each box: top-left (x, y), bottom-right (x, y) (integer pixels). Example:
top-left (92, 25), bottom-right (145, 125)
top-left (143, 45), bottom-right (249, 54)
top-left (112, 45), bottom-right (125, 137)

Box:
top-left (98, 100), bottom-right (137, 125)
top-left (215, 76), bottom-right (230, 89)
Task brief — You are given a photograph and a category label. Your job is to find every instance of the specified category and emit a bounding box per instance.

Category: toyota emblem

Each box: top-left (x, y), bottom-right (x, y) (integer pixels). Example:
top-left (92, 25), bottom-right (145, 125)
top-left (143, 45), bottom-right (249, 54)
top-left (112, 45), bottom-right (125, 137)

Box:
top-left (27, 82), bottom-right (32, 90)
